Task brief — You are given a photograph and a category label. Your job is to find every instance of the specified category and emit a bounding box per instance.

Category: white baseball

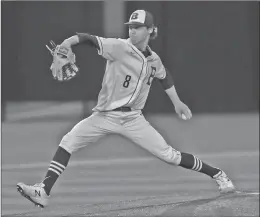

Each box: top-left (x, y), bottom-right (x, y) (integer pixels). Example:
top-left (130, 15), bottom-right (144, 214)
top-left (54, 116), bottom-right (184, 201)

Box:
top-left (181, 114), bottom-right (187, 120)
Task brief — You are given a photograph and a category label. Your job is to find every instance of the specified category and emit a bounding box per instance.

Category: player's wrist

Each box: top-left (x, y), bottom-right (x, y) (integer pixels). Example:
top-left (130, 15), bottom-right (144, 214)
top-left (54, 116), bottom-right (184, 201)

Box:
top-left (60, 40), bottom-right (71, 48)
top-left (62, 36), bottom-right (79, 47)
top-left (173, 100), bottom-right (182, 108)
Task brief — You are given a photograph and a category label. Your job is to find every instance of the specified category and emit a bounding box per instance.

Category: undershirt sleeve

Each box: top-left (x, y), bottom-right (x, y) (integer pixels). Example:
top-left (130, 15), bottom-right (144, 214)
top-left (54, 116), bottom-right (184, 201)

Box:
top-left (76, 32), bottom-right (100, 50)
top-left (158, 68), bottom-right (174, 90)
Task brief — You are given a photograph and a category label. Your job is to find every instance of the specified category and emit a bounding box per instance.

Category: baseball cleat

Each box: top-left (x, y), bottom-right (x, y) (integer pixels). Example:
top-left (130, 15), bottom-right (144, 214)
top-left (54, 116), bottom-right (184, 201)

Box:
top-left (17, 182), bottom-right (49, 208)
top-left (213, 170), bottom-right (236, 193)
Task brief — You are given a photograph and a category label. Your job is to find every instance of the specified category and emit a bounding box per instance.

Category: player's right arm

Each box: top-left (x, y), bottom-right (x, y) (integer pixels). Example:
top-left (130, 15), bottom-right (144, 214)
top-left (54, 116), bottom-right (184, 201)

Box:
top-left (60, 33), bottom-right (125, 61)
top-left (155, 59), bottom-right (192, 120)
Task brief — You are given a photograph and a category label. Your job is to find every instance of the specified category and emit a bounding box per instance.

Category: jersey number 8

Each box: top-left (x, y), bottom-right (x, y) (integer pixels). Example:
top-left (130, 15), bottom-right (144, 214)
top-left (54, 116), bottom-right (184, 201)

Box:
top-left (123, 75), bottom-right (132, 88)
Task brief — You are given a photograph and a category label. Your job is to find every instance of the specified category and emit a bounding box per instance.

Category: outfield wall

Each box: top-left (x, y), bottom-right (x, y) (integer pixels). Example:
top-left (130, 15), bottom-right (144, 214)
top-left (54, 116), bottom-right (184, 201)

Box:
top-left (1, 1), bottom-right (259, 113)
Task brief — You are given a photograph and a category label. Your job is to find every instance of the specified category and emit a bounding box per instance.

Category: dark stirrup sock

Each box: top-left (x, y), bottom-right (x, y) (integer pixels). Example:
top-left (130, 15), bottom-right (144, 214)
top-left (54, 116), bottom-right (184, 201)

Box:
top-left (43, 147), bottom-right (71, 195)
top-left (179, 152), bottom-right (221, 178)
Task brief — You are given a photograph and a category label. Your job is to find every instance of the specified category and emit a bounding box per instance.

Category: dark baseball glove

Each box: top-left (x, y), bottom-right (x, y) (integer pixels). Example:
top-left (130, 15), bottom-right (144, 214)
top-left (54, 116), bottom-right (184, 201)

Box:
top-left (46, 40), bottom-right (79, 82)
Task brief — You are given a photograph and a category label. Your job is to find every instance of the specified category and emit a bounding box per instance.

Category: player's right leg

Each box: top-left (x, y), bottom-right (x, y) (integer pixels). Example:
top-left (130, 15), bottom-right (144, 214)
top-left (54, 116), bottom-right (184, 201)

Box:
top-left (122, 114), bottom-right (235, 193)
top-left (17, 112), bottom-right (119, 207)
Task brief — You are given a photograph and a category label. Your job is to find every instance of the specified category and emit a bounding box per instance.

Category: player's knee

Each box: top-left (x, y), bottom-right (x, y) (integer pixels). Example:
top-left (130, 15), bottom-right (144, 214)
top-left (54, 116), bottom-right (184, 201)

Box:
top-left (160, 147), bottom-right (181, 165)
top-left (59, 133), bottom-right (77, 154)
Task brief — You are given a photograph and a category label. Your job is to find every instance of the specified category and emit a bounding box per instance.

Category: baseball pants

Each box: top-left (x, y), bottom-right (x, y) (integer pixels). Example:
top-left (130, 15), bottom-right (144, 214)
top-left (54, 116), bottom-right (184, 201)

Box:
top-left (59, 111), bottom-right (181, 165)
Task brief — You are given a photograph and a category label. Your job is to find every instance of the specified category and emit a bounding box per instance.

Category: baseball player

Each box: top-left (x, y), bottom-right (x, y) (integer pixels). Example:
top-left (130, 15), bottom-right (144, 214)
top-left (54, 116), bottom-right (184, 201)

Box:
top-left (17, 10), bottom-right (235, 208)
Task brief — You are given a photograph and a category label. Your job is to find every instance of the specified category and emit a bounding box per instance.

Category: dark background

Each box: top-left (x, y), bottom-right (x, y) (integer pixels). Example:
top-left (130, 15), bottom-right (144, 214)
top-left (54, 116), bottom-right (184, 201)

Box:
top-left (1, 3), bottom-right (259, 215)
top-left (1, 1), bottom-right (259, 113)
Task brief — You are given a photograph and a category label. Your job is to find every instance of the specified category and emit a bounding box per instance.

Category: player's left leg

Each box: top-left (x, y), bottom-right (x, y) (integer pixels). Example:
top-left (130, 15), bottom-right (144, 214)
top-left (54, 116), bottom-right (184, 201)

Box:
top-left (17, 112), bottom-right (120, 207)
top-left (122, 114), bottom-right (235, 193)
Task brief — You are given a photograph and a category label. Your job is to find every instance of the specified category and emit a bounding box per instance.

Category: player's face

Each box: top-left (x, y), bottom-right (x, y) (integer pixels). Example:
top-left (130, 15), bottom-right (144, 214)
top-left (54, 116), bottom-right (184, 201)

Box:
top-left (128, 25), bottom-right (150, 46)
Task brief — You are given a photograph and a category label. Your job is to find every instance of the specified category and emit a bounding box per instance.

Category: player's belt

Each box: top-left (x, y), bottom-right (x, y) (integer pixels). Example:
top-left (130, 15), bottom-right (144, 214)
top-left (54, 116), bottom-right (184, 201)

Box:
top-left (112, 106), bottom-right (132, 112)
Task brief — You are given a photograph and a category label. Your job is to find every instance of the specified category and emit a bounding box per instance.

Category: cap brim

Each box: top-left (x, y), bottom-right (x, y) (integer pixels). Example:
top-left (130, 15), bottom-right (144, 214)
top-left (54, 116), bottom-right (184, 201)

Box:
top-left (124, 21), bottom-right (146, 26)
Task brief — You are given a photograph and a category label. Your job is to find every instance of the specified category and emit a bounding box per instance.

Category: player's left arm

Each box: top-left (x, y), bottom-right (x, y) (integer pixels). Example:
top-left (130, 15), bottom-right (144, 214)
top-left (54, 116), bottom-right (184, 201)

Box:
top-left (60, 33), bottom-right (126, 61)
top-left (59, 33), bottom-right (100, 49)
top-left (158, 68), bottom-right (192, 120)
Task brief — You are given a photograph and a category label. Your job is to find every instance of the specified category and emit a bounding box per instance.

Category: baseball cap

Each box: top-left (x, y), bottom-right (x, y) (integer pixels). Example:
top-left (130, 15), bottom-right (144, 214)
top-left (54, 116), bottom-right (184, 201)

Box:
top-left (125, 10), bottom-right (154, 28)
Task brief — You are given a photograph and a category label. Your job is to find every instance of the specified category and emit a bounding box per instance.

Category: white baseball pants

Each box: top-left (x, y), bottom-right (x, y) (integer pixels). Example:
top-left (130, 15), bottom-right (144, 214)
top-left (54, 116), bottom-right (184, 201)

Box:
top-left (59, 111), bottom-right (181, 165)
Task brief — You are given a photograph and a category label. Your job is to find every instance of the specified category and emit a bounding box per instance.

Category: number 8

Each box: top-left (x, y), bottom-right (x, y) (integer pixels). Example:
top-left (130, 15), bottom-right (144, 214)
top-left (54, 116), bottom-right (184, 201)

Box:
top-left (123, 75), bottom-right (131, 88)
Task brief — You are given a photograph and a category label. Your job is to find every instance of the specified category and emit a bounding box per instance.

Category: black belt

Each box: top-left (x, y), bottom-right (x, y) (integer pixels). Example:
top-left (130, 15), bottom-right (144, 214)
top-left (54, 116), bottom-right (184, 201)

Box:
top-left (112, 106), bottom-right (132, 112)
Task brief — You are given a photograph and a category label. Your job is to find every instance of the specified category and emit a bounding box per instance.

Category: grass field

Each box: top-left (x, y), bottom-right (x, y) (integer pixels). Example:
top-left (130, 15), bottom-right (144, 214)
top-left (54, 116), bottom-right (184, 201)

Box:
top-left (1, 103), bottom-right (259, 216)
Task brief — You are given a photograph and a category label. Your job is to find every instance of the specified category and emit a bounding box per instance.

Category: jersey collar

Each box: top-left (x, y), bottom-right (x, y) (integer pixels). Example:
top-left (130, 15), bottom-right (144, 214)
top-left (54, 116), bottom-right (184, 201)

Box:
top-left (126, 38), bottom-right (155, 61)
top-left (146, 46), bottom-right (152, 56)
top-left (146, 46), bottom-right (155, 61)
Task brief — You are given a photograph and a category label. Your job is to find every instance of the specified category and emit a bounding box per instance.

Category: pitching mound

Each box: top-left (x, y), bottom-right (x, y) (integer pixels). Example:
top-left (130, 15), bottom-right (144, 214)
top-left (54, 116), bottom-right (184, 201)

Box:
top-left (5, 191), bottom-right (259, 217)
top-left (161, 191), bottom-right (259, 217)
top-left (84, 191), bottom-right (259, 217)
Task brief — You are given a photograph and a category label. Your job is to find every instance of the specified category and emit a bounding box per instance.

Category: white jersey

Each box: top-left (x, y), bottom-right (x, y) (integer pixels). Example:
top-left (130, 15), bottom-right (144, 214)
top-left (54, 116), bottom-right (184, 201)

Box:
top-left (92, 37), bottom-right (166, 112)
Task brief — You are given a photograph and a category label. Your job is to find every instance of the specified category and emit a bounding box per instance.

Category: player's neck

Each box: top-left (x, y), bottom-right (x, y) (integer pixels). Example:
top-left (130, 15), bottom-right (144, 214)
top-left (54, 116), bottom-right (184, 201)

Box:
top-left (136, 43), bottom-right (148, 52)
top-left (132, 37), bottom-right (149, 52)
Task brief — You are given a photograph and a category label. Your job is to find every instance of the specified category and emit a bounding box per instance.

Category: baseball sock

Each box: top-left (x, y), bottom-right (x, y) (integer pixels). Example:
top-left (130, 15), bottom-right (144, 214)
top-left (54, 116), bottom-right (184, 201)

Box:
top-left (42, 147), bottom-right (71, 195)
top-left (179, 152), bottom-right (220, 178)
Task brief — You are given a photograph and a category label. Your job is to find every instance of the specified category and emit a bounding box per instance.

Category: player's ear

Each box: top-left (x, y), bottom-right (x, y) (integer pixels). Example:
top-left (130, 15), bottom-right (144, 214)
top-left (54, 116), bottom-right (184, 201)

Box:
top-left (148, 27), bottom-right (153, 34)
top-left (150, 26), bottom-right (158, 40)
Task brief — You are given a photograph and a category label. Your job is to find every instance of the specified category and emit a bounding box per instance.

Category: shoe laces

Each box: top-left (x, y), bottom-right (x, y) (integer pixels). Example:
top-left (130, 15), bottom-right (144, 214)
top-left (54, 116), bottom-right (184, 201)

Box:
top-left (215, 172), bottom-right (233, 188)
top-left (33, 182), bottom-right (45, 188)
top-left (219, 174), bottom-right (230, 182)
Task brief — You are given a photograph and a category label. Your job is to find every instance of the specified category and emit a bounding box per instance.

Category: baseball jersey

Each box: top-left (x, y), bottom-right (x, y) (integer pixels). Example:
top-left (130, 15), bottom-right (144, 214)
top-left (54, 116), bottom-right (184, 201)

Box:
top-left (92, 37), bottom-right (166, 112)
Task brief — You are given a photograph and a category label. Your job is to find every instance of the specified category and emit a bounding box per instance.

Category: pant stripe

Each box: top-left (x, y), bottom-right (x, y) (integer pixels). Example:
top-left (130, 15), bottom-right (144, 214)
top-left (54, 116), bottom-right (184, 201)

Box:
top-left (50, 164), bottom-right (63, 173)
top-left (51, 161), bottom-right (66, 170)
top-left (195, 157), bottom-right (200, 171)
top-left (48, 167), bottom-right (61, 176)
top-left (191, 155), bottom-right (197, 170)
top-left (196, 158), bottom-right (203, 171)
top-left (191, 156), bottom-right (203, 172)
top-left (193, 156), bottom-right (202, 171)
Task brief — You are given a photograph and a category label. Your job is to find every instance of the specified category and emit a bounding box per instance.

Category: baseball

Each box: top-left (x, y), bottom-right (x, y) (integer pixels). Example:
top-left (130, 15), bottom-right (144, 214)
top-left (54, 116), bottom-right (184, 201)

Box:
top-left (181, 114), bottom-right (187, 120)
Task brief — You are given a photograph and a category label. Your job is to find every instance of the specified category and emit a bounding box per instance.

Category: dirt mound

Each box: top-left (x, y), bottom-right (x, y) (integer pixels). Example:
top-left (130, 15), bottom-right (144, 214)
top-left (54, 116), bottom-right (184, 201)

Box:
top-left (161, 191), bottom-right (259, 217)
top-left (4, 191), bottom-right (258, 217)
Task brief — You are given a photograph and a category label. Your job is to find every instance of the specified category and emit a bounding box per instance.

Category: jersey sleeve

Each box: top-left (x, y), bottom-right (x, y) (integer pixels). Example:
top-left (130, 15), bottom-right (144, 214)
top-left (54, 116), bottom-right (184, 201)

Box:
top-left (155, 58), bottom-right (167, 79)
top-left (95, 37), bottom-right (126, 61)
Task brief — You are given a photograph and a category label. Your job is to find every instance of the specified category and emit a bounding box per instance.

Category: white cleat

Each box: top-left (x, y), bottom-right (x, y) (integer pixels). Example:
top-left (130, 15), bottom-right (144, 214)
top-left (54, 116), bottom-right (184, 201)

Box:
top-left (17, 182), bottom-right (49, 208)
top-left (213, 170), bottom-right (236, 193)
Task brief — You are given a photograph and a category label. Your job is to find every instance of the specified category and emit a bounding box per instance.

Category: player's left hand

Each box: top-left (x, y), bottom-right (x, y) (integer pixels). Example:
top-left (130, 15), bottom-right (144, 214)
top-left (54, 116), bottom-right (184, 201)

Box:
top-left (46, 40), bottom-right (79, 82)
top-left (174, 101), bottom-right (192, 120)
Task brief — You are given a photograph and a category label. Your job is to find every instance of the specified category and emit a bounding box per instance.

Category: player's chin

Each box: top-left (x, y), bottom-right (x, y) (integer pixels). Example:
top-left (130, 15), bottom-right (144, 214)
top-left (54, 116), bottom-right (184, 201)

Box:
top-left (130, 36), bottom-right (139, 44)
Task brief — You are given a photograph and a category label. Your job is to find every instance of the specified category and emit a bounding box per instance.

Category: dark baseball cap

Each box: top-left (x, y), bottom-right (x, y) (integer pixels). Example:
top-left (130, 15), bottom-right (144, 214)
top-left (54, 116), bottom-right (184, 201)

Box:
top-left (125, 10), bottom-right (154, 28)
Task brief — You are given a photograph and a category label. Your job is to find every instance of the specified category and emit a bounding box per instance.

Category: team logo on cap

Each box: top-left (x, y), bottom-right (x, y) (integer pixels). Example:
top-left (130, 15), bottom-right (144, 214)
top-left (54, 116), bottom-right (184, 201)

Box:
top-left (129, 10), bottom-right (146, 24)
top-left (131, 13), bottom-right (139, 20)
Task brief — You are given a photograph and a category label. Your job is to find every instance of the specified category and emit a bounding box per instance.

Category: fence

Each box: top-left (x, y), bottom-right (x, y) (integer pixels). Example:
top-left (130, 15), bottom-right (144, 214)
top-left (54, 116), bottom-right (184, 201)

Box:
top-left (1, 1), bottom-right (259, 113)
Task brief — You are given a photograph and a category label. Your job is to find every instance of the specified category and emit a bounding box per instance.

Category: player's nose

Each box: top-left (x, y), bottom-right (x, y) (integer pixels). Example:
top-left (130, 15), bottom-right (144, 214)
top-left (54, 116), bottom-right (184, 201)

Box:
top-left (130, 32), bottom-right (136, 36)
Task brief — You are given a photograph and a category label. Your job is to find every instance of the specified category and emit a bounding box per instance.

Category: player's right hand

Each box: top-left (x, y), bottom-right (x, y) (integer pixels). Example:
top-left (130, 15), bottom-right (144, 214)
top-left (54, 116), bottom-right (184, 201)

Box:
top-left (174, 101), bottom-right (192, 120)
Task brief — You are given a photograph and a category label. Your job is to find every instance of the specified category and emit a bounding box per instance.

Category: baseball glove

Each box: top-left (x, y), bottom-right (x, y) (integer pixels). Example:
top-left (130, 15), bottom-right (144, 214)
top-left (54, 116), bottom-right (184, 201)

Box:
top-left (46, 40), bottom-right (79, 82)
